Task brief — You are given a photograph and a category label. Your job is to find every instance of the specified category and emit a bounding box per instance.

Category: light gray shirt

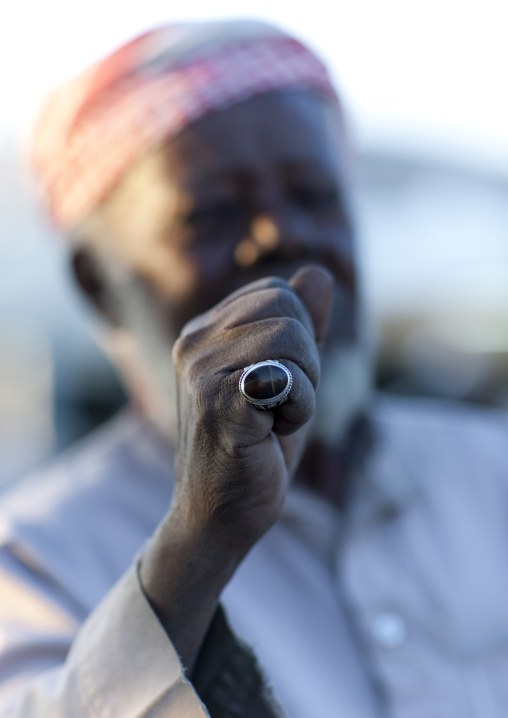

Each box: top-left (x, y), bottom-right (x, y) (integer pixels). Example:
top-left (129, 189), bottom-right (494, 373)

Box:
top-left (1, 396), bottom-right (508, 717)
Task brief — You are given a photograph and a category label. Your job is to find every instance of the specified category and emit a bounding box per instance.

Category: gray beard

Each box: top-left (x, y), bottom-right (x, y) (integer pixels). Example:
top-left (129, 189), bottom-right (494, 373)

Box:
top-left (310, 342), bottom-right (373, 446)
top-left (105, 274), bottom-right (180, 439)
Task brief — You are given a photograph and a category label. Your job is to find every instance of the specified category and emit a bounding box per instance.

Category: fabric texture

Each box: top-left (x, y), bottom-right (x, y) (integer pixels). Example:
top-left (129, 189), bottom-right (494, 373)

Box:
top-left (31, 20), bottom-right (339, 231)
top-left (1, 397), bottom-right (508, 716)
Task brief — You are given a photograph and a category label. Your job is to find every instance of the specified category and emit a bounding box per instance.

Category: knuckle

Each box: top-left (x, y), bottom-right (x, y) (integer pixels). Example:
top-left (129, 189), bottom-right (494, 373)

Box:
top-left (241, 275), bottom-right (290, 296)
top-left (220, 284), bottom-right (305, 327)
top-left (267, 286), bottom-right (304, 318)
top-left (172, 324), bottom-right (212, 365)
top-left (171, 333), bottom-right (193, 370)
top-left (172, 337), bottom-right (204, 387)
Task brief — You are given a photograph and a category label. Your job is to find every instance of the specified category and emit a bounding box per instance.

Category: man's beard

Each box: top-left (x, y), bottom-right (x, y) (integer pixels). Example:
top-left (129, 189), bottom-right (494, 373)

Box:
top-left (102, 274), bottom-right (180, 439)
top-left (310, 340), bottom-right (373, 446)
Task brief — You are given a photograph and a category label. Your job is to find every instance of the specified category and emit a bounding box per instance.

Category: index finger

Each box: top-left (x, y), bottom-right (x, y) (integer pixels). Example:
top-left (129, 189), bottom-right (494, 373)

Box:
top-left (182, 275), bottom-right (315, 341)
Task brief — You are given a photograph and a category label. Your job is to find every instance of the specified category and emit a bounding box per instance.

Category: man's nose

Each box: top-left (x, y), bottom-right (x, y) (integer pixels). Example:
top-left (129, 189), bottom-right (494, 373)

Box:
top-left (234, 209), bottom-right (313, 268)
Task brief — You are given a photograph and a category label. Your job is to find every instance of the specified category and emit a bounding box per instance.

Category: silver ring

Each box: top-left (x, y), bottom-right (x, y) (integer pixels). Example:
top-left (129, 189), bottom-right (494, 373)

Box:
top-left (239, 360), bottom-right (293, 411)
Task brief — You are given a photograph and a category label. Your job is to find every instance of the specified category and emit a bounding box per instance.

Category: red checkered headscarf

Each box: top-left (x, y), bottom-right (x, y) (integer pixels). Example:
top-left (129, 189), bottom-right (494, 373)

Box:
top-left (31, 20), bottom-right (340, 231)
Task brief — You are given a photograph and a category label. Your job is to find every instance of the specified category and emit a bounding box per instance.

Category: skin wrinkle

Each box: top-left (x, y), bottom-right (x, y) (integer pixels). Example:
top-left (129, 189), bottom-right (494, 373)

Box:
top-left (221, 290), bottom-right (315, 337)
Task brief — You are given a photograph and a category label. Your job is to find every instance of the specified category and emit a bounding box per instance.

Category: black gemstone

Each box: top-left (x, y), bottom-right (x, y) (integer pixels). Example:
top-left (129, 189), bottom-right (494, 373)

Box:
top-left (244, 364), bottom-right (288, 400)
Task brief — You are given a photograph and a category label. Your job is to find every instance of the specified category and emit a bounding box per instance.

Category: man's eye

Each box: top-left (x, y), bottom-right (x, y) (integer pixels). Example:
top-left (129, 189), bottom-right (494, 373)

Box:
top-left (183, 202), bottom-right (243, 225)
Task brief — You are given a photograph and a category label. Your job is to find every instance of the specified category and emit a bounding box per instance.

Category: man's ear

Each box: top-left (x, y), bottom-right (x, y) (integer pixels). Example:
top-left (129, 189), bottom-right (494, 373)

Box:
top-left (71, 247), bottom-right (119, 326)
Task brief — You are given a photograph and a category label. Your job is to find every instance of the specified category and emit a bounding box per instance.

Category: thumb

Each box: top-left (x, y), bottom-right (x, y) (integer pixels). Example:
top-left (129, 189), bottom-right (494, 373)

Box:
top-left (289, 264), bottom-right (334, 345)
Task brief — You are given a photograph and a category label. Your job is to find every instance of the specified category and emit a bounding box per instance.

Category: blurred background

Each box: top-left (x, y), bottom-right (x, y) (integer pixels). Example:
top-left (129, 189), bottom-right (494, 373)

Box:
top-left (1, 0), bottom-right (508, 484)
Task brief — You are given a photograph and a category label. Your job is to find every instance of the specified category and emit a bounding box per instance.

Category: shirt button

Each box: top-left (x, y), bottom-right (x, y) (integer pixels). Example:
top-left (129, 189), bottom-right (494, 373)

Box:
top-left (370, 611), bottom-right (407, 648)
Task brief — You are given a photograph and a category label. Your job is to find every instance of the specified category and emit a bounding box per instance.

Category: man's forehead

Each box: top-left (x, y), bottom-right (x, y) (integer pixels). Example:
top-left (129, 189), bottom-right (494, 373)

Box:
top-left (158, 92), bottom-right (347, 188)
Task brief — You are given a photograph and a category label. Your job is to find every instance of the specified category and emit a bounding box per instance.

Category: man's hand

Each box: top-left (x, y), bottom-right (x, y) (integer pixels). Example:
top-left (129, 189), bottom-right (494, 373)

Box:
top-left (172, 264), bottom-right (333, 542)
top-left (140, 265), bottom-right (333, 671)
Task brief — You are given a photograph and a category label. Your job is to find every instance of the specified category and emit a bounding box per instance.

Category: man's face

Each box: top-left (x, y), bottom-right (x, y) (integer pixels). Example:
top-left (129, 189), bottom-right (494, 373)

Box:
top-left (98, 90), bottom-right (358, 345)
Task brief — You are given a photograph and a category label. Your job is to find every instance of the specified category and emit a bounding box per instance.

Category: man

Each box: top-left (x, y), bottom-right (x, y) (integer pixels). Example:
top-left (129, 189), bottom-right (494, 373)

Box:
top-left (2, 18), bottom-right (508, 718)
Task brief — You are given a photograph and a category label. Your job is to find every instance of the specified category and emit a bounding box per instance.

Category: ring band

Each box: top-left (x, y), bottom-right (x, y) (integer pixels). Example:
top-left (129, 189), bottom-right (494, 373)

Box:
top-left (239, 360), bottom-right (293, 411)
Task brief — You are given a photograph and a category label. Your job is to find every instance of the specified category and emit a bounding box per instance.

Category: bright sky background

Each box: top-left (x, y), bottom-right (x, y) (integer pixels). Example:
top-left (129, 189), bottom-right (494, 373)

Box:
top-left (2, 0), bottom-right (508, 172)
